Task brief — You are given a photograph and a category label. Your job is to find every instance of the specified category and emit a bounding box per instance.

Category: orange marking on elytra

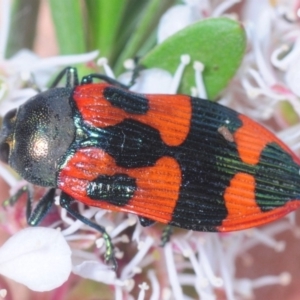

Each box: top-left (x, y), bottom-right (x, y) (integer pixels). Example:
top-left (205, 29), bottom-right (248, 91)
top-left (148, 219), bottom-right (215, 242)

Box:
top-left (138, 94), bottom-right (192, 146)
top-left (58, 148), bottom-right (181, 223)
top-left (234, 115), bottom-right (300, 165)
top-left (222, 172), bottom-right (261, 220)
top-left (73, 84), bottom-right (192, 146)
top-left (73, 84), bottom-right (125, 127)
top-left (218, 172), bottom-right (300, 232)
top-left (219, 200), bottom-right (300, 232)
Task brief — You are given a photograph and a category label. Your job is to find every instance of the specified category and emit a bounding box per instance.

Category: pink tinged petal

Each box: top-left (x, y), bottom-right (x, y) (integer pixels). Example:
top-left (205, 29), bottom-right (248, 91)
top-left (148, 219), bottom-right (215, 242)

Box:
top-left (157, 5), bottom-right (200, 43)
top-left (0, 289), bottom-right (7, 298)
top-left (184, 0), bottom-right (211, 18)
top-left (137, 282), bottom-right (149, 300)
top-left (244, 5), bottom-right (276, 86)
top-left (2, 50), bottom-right (99, 87)
top-left (110, 216), bottom-right (136, 238)
top-left (211, 0), bottom-right (241, 17)
top-left (240, 227), bottom-right (287, 253)
top-left (184, 0), bottom-right (206, 6)
top-left (271, 84), bottom-right (293, 96)
top-left (238, 225), bottom-right (284, 253)
top-left (235, 273), bottom-right (291, 298)
top-left (242, 0), bottom-right (270, 31)
top-left (131, 220), bottom-right (143, 244)
top-left (117, 71), bottom-right (133, 86)
top-left (177, 239), bottom-right (215, 298)
top-left (271, 44), bottom-right (292, 71)
top-left (61, 207), bottom-right (98, 235)
top-left (121, 236), bottom-right (154, 280)
top-left (272, 37), bottom-right (300, 72)
top-left (297, 0), bottom-right (300, 18)
top-left (285, 59), bottom-right (300, 96)
top-left (0, 82), bottom-right (7, 102)
top-left (253, 37), bottom-right (277, 86)
top-left (94, 209), bottom-right (109, 224)
top-left (115, 286), bottom-right (123, 300)
top-left (97, 57), bottom-right (115, 79)
top-left (234, 278), bottom-right (254, 298)
top-left (147, 270), bottom-right (160, 300)
top-left (121, 69), bottom-right (173, 94)
top-left (279, 124), bottom-right (300, 150)
top-left (164, 243), bottom-right (184, 300)
top-left (241, 70), bottom-right (279, 113)
top-left (119, 55), bottom-right (190, 94)
top-left (212, 235), bottom-right (236, 300)
top-left (0, 227), bottom-right (72, 292)
top-left (277, 1), bottom-right (299, 21)
top-left (22, 50), bottom-right (99, 72)
top-left (252, 272), bottom-right (291, 288)
top-left (196, 241), bottom-right (223, 288)
top-left (0, 163), bottom-right (18, 187)
top-left (0, 88), bottom-right (38, 116)
top-left (72, 260), bottom-right (119, 285)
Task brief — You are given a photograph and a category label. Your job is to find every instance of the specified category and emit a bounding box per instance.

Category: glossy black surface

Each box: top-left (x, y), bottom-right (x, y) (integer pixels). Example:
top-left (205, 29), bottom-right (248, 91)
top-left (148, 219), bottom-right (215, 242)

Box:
top-left (103, 86), bottom-right (149, 114)
top-left (87, 174), bottom-right (136, 205)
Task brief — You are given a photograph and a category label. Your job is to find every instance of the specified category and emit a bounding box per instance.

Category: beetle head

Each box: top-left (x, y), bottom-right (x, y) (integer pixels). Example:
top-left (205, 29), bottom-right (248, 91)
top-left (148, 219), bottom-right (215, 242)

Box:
top-left (0, 88), bottom-right (76, 187)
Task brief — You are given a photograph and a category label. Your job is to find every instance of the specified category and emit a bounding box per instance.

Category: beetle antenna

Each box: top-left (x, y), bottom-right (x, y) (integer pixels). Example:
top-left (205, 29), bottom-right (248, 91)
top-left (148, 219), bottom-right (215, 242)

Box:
top-left (81, 73), bottom-right (128, 89)
top-left (50, 67), bottom-right (79, 88)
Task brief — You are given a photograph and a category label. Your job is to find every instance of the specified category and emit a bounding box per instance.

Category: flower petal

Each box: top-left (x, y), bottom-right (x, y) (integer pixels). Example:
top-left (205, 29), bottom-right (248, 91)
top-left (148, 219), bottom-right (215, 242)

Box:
top-left (285, 59), bottom-right (300, 97)
top-left (72, 260), bottom-right (118, 285)
top-left (0, 227), bottom-right (72, 291)
top-left (157, 5), bottom-right (199, 43)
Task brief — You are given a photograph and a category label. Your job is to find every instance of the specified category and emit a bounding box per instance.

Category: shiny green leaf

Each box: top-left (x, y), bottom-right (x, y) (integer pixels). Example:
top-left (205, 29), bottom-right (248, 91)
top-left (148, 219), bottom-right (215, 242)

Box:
top-left (141, 18), bottom-right (246, 99)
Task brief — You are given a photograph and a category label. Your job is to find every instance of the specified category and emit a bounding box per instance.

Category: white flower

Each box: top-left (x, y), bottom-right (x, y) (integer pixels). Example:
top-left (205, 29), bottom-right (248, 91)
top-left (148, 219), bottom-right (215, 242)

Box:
top-left (157, 0), bottom-right (241, 43)
top-left (0, 227), bottom-right (72, 291)
top-left (157, 3), bottom-right (203, 43)
top-left (118, 54), bottom-right (192, 94)
top-left (0, 49), bottom-right (99, 115)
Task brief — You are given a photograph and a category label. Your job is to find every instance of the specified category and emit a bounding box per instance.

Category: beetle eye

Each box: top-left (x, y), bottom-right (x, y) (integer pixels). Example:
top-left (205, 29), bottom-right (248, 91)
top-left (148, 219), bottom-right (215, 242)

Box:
top-left (0, 142), bottom-right (9, 163)
top-left (4, 108), bottom-right (17, 120)
top-left (0, 108), bottom-right (17, 164)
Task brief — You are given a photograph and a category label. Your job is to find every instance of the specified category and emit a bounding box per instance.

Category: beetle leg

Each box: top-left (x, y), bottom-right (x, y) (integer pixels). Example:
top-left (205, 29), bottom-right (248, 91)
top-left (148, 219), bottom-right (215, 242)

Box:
top-left (60, 192), bottom-right (117, 270)
top-left (160, 225), bottom-right (173, 247)
top-left (50, 67), bottom-right (79, 88)
top-left (81, 74), bottom-right (128, 89)
top-left (3, 185), bottom-right (30, 207)
top-left (3, 186), bottom-right (55, 226)
top-left (27, 188), bottom-right (56, 226)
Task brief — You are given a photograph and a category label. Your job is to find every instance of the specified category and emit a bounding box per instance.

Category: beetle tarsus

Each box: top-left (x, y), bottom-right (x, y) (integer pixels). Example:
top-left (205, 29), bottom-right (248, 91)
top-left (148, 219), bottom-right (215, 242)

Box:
top-left (160, 225), bottom-right (173, 247)
top-left (3, 185), bottom-right (30, 207)
top-left (103, 232), bottom-right (117, 270)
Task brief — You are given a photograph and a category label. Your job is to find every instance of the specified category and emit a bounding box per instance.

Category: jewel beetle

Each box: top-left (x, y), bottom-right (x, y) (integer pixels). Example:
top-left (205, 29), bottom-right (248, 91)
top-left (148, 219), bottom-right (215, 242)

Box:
top-left (1, 67), bottom-right (300, 268)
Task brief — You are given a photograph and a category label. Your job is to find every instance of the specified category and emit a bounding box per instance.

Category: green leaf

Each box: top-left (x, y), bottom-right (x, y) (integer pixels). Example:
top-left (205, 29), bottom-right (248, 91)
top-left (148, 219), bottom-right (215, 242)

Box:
top-left (141, 18), bottom-right (246, 99)
top-left (6, 0), bottom-right (40, 58)
top-left (49, 0), bottom-right (86, 54)
top-left (85, 0), bottom-right (126, 59)
top-left (114, 0), bottom-right (175, 74)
